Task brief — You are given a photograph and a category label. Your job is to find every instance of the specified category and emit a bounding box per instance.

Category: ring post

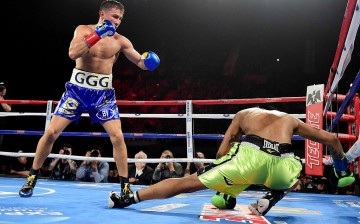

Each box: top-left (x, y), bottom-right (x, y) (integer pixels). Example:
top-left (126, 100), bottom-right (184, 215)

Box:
top-left (45, 100), bottom-right (53, 130)
top-left (305, 84), bottom-right (324, 176)
top-left (186, 100), bottom-right (194, 160)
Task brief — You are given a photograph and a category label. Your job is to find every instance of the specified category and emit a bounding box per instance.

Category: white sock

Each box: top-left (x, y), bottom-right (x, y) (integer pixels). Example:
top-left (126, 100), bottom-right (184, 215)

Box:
top-left (134, 191), bottom-right (140, 203)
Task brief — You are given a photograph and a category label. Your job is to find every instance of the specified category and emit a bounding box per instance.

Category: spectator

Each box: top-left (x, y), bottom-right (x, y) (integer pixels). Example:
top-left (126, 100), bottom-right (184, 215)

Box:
top-left (303, 175), bottom-right (317, 193)
top-left (0, 164), bottom-right (7, 175)
top-left (0, 82), bottom-right (11, 113)
top-left (0, 82), bottom-right (11, 149)
top-left (113, 168), bottom-right (120, 183)
top-left (76, 145), bottom-right (109, 183)
top-left (108, 169), bottom-right (119, 183)
top-left (152, 150), bottom-right (183, 184)
top-left (292, 180), bottom-right (304, 192)
top-left (48, 143), bottom-right (77, 180)
top-left (184, 151), bottom-right (206, 177)
top-left (292, 173), bottom-right (306, 192)
top-left (128, 151), bottom-right (154, 185)
top-left (9, 150), bottom-right (32, 177)
top-left (40, 163), bottom-right (52, 178)
top-left (314, 178), bottom-right (327, 194)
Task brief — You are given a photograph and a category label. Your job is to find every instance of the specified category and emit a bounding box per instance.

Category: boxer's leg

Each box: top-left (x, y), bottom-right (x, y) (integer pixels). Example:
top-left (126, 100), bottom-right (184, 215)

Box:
top-left (109, 173), bottom-right (207, 208)
top-left (102, 119), bottom-right (133, 195)
top-left (19, 116), bottom-right (72, 197)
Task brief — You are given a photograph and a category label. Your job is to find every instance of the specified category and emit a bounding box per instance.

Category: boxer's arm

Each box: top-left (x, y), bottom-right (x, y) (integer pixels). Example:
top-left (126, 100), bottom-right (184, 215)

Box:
top-left (69, 20), bottom-right (116, 60)
top-left (69, 25), bottom-right (94, 60)
top-left (296, 119), bottom-right (354, 187)
top-left (121, 37), bottom-right (147, 69)
top-left (296, 119), bottom-right (344, 158)
top-left (216, 112), bottom-right (242, 159)
top-left (121, 37), bottom-right (160, 71)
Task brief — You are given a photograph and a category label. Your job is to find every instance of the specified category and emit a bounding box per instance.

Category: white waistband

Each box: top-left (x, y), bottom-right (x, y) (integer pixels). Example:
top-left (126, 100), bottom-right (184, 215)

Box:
top-left (69, 68), bottom-right (112, 89)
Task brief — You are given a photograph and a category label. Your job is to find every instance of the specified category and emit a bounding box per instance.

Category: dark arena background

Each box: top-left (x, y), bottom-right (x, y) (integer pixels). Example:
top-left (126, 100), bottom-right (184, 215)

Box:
top-left (0, 0), bottom-right (359, 223)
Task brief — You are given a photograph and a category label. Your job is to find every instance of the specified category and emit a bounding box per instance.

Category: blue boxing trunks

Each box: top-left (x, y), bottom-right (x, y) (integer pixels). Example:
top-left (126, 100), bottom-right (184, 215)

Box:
top-left (53, 68), bottom-right (120, 123)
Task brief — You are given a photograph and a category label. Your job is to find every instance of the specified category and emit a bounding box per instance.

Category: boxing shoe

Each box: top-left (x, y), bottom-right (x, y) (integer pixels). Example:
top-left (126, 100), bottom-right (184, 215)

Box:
top-left (248, 190), bottom-right (285, 216)
top-left (211, 191), bottom-right (236, 209)
top-left (248, 198), bottom-right (271, 216)
top-left (108, 191), bottom-right (137, 208)
top-left (109, 178), bottom-right (136, 208)
top-left (19, 174), bottom-right (38, 197)
top-left (121, 182), bottom-right (133, 196)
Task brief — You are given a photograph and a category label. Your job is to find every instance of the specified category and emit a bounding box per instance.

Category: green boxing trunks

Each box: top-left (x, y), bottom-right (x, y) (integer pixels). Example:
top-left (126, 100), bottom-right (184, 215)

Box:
top-left (198, 135), bottom-right (302, 197)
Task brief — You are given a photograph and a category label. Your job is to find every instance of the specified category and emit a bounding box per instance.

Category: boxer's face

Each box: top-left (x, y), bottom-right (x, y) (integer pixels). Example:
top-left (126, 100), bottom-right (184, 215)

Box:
top-left (100, 7), bottom-right (123, 29)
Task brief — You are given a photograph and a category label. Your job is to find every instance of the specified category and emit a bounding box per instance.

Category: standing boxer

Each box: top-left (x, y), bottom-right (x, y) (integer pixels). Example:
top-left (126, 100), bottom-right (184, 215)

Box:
top-left (109, 107), bottom-right (354, 216)
top-left (19, 0), bottom-right (160, 199)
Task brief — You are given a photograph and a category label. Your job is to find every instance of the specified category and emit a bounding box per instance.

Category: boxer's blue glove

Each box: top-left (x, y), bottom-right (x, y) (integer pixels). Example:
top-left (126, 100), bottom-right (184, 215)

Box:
top-left (84, 20), bottom-right (116, 47)
top-left (142, 51), bottom-right (160, 71)
top-left (330, 156), bottom-right (355, 187)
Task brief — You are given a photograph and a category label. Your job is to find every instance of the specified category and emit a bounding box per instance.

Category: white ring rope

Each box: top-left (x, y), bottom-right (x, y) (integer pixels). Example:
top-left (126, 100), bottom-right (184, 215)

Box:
top-left (0, 151), bottom-right (308, 164)
top-left (0, 151), bottom-right (215, 163)
top-left (0, 112), bottom-right (306, 119)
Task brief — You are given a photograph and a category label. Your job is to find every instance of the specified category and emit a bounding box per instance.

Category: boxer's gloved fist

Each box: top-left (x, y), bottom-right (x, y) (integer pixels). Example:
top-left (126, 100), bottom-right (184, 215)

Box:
top-left (330, 167), bottom-right (354, 187)
top-left (330, 156), bottom-right (355, 187)
top-left (142, 51), bottom-right (160, 71)
top-left (84, 20), bottom-right (116, 47)
top-left (211, 191), bottom-right (236, 209)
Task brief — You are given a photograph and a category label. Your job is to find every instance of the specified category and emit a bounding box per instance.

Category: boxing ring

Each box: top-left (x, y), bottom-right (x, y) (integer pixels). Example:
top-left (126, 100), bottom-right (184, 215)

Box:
top-left (1, 0), bottom-right (360, 223)
top-left (0, 93), bottom-right (359, 224)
